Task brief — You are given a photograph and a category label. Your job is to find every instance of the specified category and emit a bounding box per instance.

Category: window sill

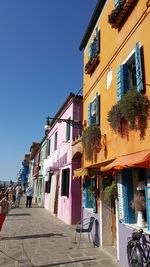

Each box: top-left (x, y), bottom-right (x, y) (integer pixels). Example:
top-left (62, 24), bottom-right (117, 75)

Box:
top-left (122, 222), bottom-right (150, 234)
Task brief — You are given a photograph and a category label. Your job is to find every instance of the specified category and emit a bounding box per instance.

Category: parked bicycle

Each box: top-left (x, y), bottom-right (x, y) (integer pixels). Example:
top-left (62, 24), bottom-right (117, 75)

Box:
top-left (127, 229), bottom-right (150, 267)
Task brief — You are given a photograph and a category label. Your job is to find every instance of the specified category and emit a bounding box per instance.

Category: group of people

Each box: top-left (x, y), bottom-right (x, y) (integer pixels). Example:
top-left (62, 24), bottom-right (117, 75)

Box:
top-left (0, 183), bottom-right (34, 239)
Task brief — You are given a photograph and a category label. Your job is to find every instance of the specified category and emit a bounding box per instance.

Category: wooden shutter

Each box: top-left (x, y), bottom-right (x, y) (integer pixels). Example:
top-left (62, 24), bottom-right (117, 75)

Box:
top-left (135, 42), bottom-right (143, 92)
top-left (117, 64), bottom-right (129, 102)
top-left (88, 103), bottom-right (92, 126)
top-left (122, 169), bottom-right (135, 224)
top-left (96, 92), bottom-right (100, 126)
top-left (96, 27), bottom-right (100, 54)
top-left (114, 0), bottom-right (119, 7)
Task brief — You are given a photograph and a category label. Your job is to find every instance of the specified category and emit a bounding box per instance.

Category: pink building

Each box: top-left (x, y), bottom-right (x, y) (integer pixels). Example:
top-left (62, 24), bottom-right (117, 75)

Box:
top-left (44, 93), bottom-right (83, 225)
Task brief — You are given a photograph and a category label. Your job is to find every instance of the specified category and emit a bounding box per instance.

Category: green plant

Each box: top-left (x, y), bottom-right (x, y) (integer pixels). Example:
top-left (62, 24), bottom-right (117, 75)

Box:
top-left (103, 181), bottom-right (117, 205)
top-left (108, 104), bottom-right (123, 134)
top-left (107, 89), bottom-right (149, 138)
top-left (82, 125), bottom-right (101, 160)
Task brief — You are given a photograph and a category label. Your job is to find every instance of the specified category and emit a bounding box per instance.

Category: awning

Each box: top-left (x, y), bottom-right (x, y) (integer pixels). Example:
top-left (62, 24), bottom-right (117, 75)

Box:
top-left (73, 167), bottom-right (101, 179)
top-left (101, 149), bottom-right (150, 173)
top-left (73, 167), bottom-right (89, 179)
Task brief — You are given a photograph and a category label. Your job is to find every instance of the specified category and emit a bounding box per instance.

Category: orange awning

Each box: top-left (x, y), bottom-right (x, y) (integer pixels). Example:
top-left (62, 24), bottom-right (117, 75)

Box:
top-left (73, 167), bottom-right (89, 179)
top-left (101, 149), bottom-right (150, 173)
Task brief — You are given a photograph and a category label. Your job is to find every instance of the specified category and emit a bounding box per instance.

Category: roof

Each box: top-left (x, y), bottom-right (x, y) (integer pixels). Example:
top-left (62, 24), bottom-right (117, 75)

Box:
top-left (79, 0), bottom-right (107, 51)
top-left (50, 92), bottom-right (82, 127)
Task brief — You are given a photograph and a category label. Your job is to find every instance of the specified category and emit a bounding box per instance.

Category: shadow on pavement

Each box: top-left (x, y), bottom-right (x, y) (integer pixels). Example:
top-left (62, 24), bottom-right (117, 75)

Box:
top-left (7, 213), bottom-right (31, 216)
top-left (2, 232), bottom-right (66, 241)
top-left (36, 257), bottom-right (96, 267)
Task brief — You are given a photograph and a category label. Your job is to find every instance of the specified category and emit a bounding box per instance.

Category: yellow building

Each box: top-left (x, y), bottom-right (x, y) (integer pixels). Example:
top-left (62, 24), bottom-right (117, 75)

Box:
top-left (79, 0), bottom-right (150, 264)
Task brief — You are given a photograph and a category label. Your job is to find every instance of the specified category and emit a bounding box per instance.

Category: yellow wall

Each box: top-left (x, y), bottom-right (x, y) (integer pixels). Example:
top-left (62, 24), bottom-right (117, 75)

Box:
top-left (83, 0), bottom-right (150, 167)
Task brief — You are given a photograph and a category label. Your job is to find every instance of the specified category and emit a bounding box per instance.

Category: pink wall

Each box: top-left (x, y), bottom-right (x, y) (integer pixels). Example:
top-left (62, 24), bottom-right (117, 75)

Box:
top-left (45, 98), bottom-right (82, 224)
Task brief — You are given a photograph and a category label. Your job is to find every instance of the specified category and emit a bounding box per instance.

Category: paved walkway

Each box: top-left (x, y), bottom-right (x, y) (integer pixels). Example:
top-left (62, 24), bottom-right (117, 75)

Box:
top-left (0, 197), bottom-right (122, 267)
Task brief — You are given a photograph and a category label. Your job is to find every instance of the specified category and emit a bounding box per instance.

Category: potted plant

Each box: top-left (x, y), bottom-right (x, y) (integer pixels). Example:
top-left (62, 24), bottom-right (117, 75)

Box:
top-left (103, 181), bottom-right (117, 206)
top-left (82, 125), bottom-right (101, 161)
top-left (131, 192), bottom-right (146, 228)
top-left (107, 89), bottom-right (149, 139)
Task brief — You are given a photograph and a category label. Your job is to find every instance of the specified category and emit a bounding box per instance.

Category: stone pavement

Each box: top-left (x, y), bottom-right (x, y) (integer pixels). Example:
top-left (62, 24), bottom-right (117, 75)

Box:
top-left (0, 197), bottom-right (122, 267)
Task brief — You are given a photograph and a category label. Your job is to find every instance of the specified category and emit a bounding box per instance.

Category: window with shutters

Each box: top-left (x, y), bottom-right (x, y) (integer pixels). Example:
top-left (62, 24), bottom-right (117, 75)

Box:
top-left (88, 92), bottom-right (100, 127)
top-left (85, 27), bottom-right (100, 75)
top-left (61, 168), bottom-right (70, 197)
top-left (117, 42), bottom-right (143, 102)
top-left (54, 132), bottom-right (58, 151)
top-left (45, 172), bottom-right (53, 193)
top-left (47, 139), bottom-right (51, 156)
top-left (66, 118), bottom-right (71, 142)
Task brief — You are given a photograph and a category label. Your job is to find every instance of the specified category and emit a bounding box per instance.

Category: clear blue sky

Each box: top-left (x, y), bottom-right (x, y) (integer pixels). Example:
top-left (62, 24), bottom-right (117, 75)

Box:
top-left (0, 0), bottom-right (98, 181)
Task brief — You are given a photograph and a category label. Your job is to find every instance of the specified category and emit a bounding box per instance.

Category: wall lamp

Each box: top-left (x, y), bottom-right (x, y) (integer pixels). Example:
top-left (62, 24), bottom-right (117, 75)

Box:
top-left (44, 116), bottom-right (83, 136)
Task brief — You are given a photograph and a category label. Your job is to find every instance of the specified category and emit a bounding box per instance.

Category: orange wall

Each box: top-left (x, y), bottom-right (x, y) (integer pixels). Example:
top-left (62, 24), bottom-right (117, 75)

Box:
top-left (83, 0), bottom-right (150, 167)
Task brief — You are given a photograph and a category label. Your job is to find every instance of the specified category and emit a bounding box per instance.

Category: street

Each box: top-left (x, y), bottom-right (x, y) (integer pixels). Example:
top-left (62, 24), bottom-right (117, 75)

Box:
top-left (0, 197), bottom-right (122, 267)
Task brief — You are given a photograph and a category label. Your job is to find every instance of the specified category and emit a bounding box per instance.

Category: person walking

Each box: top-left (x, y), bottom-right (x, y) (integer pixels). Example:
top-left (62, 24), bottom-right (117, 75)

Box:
top-left (0, 190), bottom-right (9, 240)
top-left (26, 184), bottom-right (33, 208)
top-left (15, 184), bottom-right (22, 208)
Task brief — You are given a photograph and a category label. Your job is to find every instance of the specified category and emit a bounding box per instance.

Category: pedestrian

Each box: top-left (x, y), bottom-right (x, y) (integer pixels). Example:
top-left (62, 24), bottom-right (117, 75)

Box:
top-left (26, 184), bottom-right (33, 208)
top-left (0, 190), bottom-right (9, 240)
top-left (15, 184), bottom-right (22, 208)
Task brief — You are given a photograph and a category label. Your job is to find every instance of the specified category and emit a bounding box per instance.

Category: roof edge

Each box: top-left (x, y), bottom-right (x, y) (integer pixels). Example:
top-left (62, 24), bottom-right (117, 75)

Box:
top-left (79, 0), bottom-right (106, 51)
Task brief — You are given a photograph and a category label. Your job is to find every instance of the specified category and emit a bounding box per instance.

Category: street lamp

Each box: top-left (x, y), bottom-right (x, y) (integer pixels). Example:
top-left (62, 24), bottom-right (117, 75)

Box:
top-left (44, 116), bottom-right (83, 136)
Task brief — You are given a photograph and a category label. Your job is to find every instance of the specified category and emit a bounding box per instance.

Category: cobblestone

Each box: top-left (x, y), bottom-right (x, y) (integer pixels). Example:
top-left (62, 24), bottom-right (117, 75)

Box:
top-left (0, 197), bottom-right (122, 267)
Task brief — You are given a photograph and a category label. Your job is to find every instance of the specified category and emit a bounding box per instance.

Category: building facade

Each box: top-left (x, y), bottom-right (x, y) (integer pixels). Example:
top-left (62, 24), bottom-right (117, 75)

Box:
top-left (79, 0), bottom-right (150, 265)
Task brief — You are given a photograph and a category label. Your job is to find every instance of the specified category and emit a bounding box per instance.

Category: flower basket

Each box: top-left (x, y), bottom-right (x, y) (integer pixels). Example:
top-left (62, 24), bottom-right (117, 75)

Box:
top-left (82, 125), bottom-right (101, 160)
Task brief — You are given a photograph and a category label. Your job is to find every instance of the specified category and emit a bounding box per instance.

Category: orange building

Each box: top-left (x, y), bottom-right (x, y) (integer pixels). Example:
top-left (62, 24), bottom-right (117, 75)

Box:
top-left (79, 0), bottom-right (150, 264)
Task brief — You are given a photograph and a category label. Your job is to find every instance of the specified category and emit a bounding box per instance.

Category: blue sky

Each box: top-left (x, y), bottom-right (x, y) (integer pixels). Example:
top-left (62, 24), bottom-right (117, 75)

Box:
top-left (0, 0), bottom-right (98, 181)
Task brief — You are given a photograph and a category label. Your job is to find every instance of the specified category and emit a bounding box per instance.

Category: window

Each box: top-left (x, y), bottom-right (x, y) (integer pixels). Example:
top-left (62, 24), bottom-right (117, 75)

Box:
top-left (54, 132), bottom-right (58, 151)
top-left (117, 42), bottom-right (143, 102)
top-left (47, 139), bottom-right (51, 156)
top-left (66, 118), bottom-right (70, 142)
top-left (45, 172), bottom-right (53, 193)
top-left (88, 27), bottom-right (100, 61)
top-left (61, 168), bottom-right (70, 197)
top-left (82, 179), bottom-right (97, 213)
top-left (88, 92), bottom-right (100, 126)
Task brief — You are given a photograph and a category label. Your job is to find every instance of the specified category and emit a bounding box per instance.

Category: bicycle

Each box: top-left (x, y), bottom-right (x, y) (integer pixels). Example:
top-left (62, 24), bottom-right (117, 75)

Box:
top-left (127, 229), bottom-right (150, 267)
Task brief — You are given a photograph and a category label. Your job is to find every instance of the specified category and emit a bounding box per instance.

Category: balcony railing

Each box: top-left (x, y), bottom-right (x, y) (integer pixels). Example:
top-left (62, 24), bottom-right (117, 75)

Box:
top-left (108, 0), bottom-right (138, 29)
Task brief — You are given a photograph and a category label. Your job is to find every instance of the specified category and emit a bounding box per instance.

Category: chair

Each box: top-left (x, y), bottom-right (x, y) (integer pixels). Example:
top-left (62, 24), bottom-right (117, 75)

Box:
top-left (74, 216), bottom-right (95, 248)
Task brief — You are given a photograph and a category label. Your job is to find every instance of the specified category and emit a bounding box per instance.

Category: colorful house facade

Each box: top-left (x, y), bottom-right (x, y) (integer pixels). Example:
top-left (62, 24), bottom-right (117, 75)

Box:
top-left (44, 93), bottom-right (82, 225)
top-left (21, 154), bottom-right (30, 191)
top-left (79, 0), bottom-right (150, 265)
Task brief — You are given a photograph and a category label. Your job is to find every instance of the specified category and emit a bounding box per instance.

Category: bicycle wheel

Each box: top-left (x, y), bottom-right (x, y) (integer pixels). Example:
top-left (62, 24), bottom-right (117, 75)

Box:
top-left (127, 242), bottom-right (143, 267)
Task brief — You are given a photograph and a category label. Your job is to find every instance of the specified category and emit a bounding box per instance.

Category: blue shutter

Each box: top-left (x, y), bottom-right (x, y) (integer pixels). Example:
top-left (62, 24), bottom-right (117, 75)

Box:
top-left (96, 92), bottom-right (100, 126)
top-left (91, 42), bottom-right (95, 58)
top-left (96, 27), bottom-right (100, 54)
top-left (135, 42), bottom-right (143, 92)
top-left (117, 64), bottom-right (129, 101)
top-left (88, 103), bottom-right (92, 126)
top-left (88, 45), bottom-right (92, 61)
top-left (122, 169), bottom-right (135, 224)
top-left (145, 187), bottom-right (150, 230)
top-left (114, 0), bottom-right (119, 7)
top-left (92, 179), bottom-right (97, 213)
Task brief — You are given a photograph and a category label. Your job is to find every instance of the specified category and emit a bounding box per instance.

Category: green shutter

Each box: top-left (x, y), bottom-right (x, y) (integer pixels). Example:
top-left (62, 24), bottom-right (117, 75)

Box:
top-left (61, 168), bottom-right (70, 197)
top-left (96, 92), bottom-right (100, 126)
top-left (54, 132), bottom-right (58, 151)
top-left (96, 27), bottom-right (100, 54)
top-left (88, 103), bottom-right (92, 126)
top-left (66, 119), bottom-right (70, 142)
top-left (114, 0), bottom-right (119, 7)
top-left (117, 64), bottom-right (129, 101)
top-left (135, 42), bottom-right (143, 92)
top-left (88, 44), bottom-right (92, 61)
top-left (122, 169), bottom-right (135, 224)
